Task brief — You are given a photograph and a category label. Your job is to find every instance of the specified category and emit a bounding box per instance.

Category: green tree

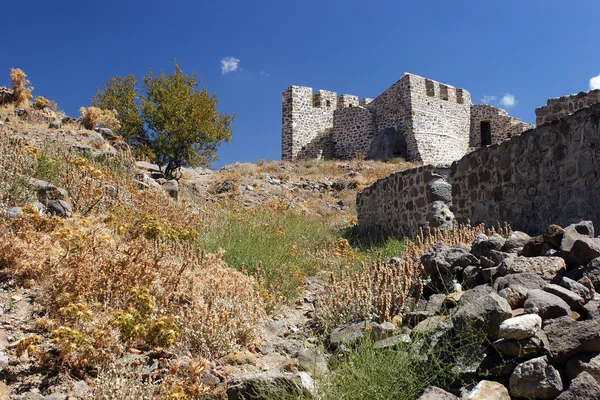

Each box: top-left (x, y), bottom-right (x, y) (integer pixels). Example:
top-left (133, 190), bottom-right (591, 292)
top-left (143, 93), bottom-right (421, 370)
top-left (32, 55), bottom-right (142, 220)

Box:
top-left (141, 62), bottom-right (235, 179)
top-left (91, 74), bottom-right (148, 147)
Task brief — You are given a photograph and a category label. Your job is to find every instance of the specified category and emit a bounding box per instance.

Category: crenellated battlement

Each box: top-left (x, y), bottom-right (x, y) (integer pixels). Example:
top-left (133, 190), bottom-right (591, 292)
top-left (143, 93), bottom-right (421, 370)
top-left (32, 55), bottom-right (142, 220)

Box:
top-left (535, 89), bottom-right (600, 125)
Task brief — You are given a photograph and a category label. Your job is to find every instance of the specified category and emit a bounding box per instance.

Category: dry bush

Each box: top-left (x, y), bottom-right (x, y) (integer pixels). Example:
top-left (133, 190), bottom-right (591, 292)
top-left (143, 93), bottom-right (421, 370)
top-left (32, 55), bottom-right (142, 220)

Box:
top-left (79, 106), bottom-right (121, 131)
top-left (10, 68), bottom-right (34, 108)
top-left (0, 134), bottom-right (37, 210)
top-left (315, 222), bottom-right (510, 330)
top-left (33, 96), bottom-right (50, 110)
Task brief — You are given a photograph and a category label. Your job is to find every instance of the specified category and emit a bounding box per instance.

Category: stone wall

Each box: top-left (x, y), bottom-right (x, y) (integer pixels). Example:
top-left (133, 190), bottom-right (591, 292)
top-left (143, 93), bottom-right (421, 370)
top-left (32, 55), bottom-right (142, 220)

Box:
top-left (470, 104), bottom-right (534, 147)
top-left (282, 86), bottom-right (337, 161)
top-left (357, 103), bottom-right (600, 238)
top-left (332, 106), bottom-right (376, 159)
top-left (356, 165), bottom-right (451, 239)
top-left (536, 90), bottom-right (600, 125)
top-left (407, 74), bottom-right (472, 164)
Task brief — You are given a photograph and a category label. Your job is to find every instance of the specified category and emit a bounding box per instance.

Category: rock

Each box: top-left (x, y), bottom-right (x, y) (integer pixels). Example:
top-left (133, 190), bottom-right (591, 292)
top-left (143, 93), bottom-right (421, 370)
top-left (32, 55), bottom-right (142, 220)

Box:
top-left (462, 266), bottom-right (484, 288)
top-left (461, 380), bottom-right (510, 400)
top-left (509, 356), bottom-right (563, 399)
top-left (561, 221), bottom-right (595, 265)
top-left (543, 224), bottom-right (566, 248)
top-left (96, 127), bottom-right (118, 141)
top-left (70, 380), bottom-right (90, 398)
top-left (487, 250), bottom-right (512, 266)
top-left (556, 371), bottom-right (600, 400)
top-left (567, 259), bottom-right (600, 292)
top-left (328, 321), bottom-right (394, 349)
top-left (498, 314), bottom-right (542, 340)
top-left (496, 256), bottom-right (565, 280)
top-left (135, 161), bottom-right (161, 172)
top-left (493, 329), bottom-right (549, 358)
top-left (477, 350), bottom-right (518, 378)
top-left (481, 267), bottom-right (498, 283)
top-left (45, 200), bottom-right (73, 218)
top-left (523, 289), bottom-right (571, 320)
top-left (6, 207), bottom-right (22, 219)
top-left (427, 200), bottom-right (454, 231)
top-left (413, 316), bottom-right (452, 337)
top-left (471, 234), bottom-right (506, 258)
top-left (199, 370), bottom-right (221, 385)
top-left (48, 120), bottom-right (62, 129)
top-left (162, 180), bottom-right (179, 200)
top-left (452, 291), bottom-right (512, 340)
top-left (370, 321), bottom-right (396, 340)
top-left (417, 386), bottom-right (458, 400)
top-left (559, 276), bottom-right (595, 301)
top-left (504, 231), bottom-right (531, 254)
top-left (543, 284), bottom-right (585, 311)
top-left (29, 178), bottom-right (68, 202)
top-left (544, 316), bottom-right (600, 364)
top-left (565, 353), bottom-right (600, 382)
top-left (296, 348), bottom-right (328, 376)
top-left (226, 370), bottom-right (315, 399)
top-left (519, 236), bottom-right (545, 257)
top-left (83, 132), bottom-right (108, 150)
top-left (373, 334), bottom-right (411, 349)
top-left (405, 311), bottom-right (434, 327)
top-left (494, 273), bottom-right (548, 308)
top-left (70, 143), bottom-right (104, 159)
top-left (427, 178), bottom-right (452, 203)
top-left (571, 238), bottom-right (600, 266)
top-left (446, 247), bottom-right (479, 269)
top-left (424, 293), bottom-right (447, 314)
top-left (581, 298), bottom-right (600, 320)
top-left (18, 393), bottom-right (44, 400)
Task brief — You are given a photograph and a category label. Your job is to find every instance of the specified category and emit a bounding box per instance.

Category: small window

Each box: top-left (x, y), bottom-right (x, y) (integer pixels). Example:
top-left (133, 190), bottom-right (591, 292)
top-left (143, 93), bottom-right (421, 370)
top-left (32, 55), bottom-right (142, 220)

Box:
top-left (349, 104), bottom-right (353, 108)
top-left (425, 79), bottom-right (435, 97)
top-left (456, 89), bottom-right (464, 104)
top-left (440, 84), bottom-right (449, 101)
top-left (481, 121), bottom-right (492, 146)
top-left (326, 100), bottom-right (331, 107)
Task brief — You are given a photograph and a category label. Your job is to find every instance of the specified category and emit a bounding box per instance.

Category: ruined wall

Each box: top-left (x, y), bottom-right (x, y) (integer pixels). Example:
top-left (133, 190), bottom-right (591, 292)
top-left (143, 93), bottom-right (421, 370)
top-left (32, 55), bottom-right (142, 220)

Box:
top-left (357, 165), bottom-right (451, 239)
top-left (332, 107), bottom-right (376, 159)
top-left (470, 104), bottom-right (534, 147)
top-left (282, 86), bottom-right (337, 161)
top-left (407, 74), bottom-right (472, 164)
top-left (357, 103), bottom-right (600, 238)
top-left (536, 90), bottom-right (600, 125)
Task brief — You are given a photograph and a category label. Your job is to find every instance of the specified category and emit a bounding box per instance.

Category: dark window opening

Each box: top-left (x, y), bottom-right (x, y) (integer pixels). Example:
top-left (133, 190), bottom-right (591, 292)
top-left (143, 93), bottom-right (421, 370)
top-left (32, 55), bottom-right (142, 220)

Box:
top-left (425, 79), bottom-right (435, 97)
top-left (440, 84), bottom-right (449, 101)
top-left (326, 100), bottom-right (331, 107)
top-left (480, 121), bottom-right (492, 146)
top-left (349, 104), bottom-right (353, 108)
top-left (456, 89), bottom-right (464, 104)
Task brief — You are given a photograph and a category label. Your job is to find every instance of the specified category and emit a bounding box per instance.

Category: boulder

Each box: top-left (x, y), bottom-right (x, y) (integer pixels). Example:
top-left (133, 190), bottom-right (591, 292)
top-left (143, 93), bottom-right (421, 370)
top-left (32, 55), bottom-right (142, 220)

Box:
top-left (461, 380), bottom-right (510, 400)
top-left (417, 386), bottom-right (458, 400)
top-left (427, 200), bottom-right (455, 231)
top-left (46, 200), bottom-right (73, 218)
top-left (519, 236), bottom-right (545, 257)
top-left (544, 316), bottom-right (600, 364)
top-left (426, 178), bottom-right (452, 203)
top-left (471, 234), bottom-right (506, 258)
top-left (543, 284), bottom-right (585, 311)
top-left (462, 266), bottom-right (484, 288)
top-left (452, 291), bottom-right (512, 340)
top-left (493, 329), bottom-right (549, 358)
top-left (162, 180), bottom-right (179, 200)
top-left (421, 241), bottom-right (452, 276)
top-left (494, 273), bottom-right (548, 308)
top-left (496, 256), bottom-right (565, 281)
top-left (523, 289), bottom-right (571, 321)
top-left (559, 276), bottom-right (595, 301)
top-left (296, 347), bottom-right (328, 376)
top-left (373, 334), bottom-right (411, 349)
top-left (543, 224), bottom-right (566, 248)
top-left (328, 321), bottom-right (395, 349)
top-left (561, 221), bottom-right (595, 265)
top-left (6, 207), bottom-right (23, 219)
top-left (226, 370), bottom-right (315, 399)
top-left (555, 371), bottom-right (600, 400)
top-left (567, 259), bottom-right (600, 292)
top-left (509, 356), bottom-right (563, 399)
top-left (445, 247), bottom-right (479, 269)
top-left (565, 353), bottom-right (600, 382)
top-left (571, 238), bottom-right (600, 266)
top-left (412, 316), bottom-right (452, 337)
top-left (504, 231), bottom-right (531, 254)
top-left (498, 314), bottom-right (542, 340)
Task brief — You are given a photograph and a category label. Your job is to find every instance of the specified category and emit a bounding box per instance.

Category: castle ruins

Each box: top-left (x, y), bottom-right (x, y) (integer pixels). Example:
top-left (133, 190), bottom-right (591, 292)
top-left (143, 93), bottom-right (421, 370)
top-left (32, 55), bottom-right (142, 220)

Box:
top-left (282, 73), bottom-right (534, 164)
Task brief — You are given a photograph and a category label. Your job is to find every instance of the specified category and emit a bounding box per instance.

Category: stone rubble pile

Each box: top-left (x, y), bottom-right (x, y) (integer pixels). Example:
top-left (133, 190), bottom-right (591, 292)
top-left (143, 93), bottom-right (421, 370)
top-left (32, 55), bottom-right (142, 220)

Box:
top-left (412, 220), bottom-right (600, 399)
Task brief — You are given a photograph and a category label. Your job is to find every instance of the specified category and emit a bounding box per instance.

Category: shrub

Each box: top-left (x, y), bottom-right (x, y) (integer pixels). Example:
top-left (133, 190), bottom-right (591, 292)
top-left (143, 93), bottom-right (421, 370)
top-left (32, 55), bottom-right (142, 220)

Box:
top-left (79, 106), bottom-right (121, 131)
top-left (33, 95), bottom-right (50, 110)
top-left (10, 68), bottom-right (34, 108)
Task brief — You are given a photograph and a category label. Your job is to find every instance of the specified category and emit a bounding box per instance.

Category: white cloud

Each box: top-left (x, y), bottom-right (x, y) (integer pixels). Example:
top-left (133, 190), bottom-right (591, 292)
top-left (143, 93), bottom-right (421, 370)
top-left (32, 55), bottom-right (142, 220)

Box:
top-left (260, 70), bottom-right (270, 77)
top-left (500, 93), bottom-right (516, 108)
top-left (481, 95), bottom-right (497, 104)
top-left (221, 56), bottom-right (240, 74)
top-left (590, 74), bottom-right (600, 90)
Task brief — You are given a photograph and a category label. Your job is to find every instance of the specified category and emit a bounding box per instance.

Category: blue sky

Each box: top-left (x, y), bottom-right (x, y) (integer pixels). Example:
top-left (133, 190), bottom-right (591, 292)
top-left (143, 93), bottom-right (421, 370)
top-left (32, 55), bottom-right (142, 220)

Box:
top-left (1, 1), bottom-right (599, 168)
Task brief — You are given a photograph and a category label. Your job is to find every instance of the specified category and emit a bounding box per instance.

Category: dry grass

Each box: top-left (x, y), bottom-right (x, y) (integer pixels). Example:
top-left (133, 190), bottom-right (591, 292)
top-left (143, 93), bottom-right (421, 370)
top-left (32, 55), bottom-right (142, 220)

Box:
top-left (10, 68), bottom-right (33, 108)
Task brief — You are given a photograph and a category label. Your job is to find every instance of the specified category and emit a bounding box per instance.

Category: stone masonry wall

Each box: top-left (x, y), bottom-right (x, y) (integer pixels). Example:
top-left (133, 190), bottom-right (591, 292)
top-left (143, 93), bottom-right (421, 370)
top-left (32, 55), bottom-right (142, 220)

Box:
top-left (282, 86), bottom-right (337, 161)
top-left (332, 106), bottom-right (376, 159)
top-left (358, 103), bottom-right (600, 238)
top-left (536, 90), bottom-right (600, 125)
top-left (357, 165), bottom-right (451, 239)
top-left (407, 74), bottom-right (472, 164)
top-left (470, 104), bottom-right (534, 147)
